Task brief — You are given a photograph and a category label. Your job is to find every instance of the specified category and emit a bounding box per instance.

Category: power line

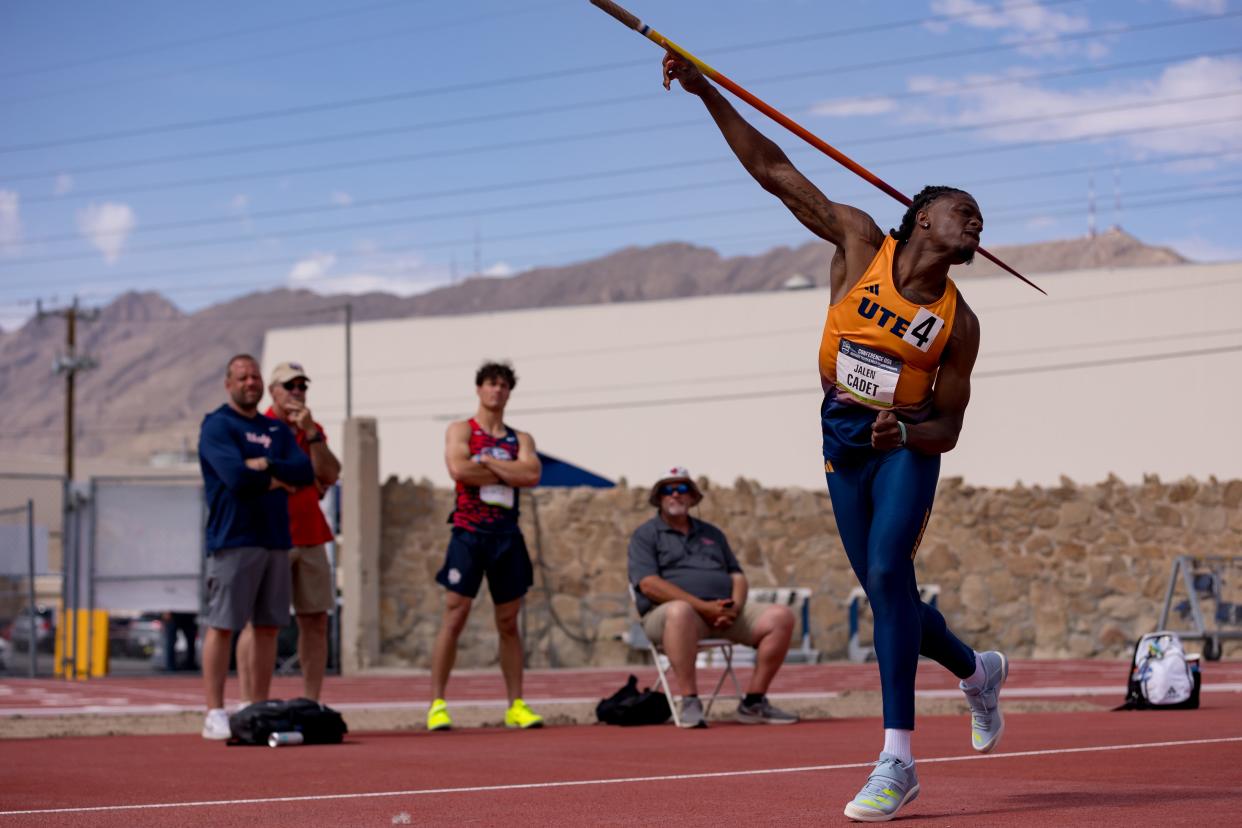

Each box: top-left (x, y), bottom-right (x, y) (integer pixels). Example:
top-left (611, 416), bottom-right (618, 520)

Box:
top-left (3, 339), bottom-right (1239, 438)
top-left (287, 275), bottom-right (1242, 384)
top-left (341, 342), bottom-right (1242, 424)
top-left (7, 142), bottom-right (1242, 302)
top-left (0, 2), bottom-right (569, 106)
top-left (18, 45), bottom-right (1241, 244)
top-left (15, 34), bottom-right (1233, 189)
top-left (301, 325), bottom-right (1242, 415)
top-left (1, 3), bottom-right (1222, 158)
top-left (6, 90), bottom-right (1241, 273)
top-left (0, 0), bottom-right (418, 82)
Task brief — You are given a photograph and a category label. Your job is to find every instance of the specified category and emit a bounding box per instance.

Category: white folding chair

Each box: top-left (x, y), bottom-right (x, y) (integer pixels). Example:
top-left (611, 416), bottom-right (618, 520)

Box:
top-left (627, 585), bottom-right (743, 727)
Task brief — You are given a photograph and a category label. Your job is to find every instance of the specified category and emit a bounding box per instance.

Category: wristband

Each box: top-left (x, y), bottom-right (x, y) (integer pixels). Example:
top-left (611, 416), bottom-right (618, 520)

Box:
top-left (897, 421), bottom-right (908, 446)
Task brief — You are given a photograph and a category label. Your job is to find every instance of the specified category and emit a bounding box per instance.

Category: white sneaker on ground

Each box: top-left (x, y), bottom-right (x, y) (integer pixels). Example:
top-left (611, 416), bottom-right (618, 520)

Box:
top-left (202, 708), bottom-right (231, 740)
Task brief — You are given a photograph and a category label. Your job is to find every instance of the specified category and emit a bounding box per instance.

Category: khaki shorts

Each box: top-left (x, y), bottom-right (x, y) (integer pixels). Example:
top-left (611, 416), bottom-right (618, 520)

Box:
top-left (641, 600), bottom-right (773, 647)
top-left (289, 544), bottom-right (334, 614)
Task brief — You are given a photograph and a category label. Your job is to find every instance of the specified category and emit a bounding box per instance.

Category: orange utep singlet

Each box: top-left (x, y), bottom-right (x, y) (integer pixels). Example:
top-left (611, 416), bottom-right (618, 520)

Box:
top-left (818, 235), bottom-right (958, 412)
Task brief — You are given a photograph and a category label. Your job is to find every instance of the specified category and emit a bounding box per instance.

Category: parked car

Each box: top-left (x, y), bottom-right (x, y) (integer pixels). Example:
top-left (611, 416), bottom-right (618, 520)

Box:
top-left (126, 612), bottom-right (164, 659)
top-left (7, 606), bottom-right (55, 653)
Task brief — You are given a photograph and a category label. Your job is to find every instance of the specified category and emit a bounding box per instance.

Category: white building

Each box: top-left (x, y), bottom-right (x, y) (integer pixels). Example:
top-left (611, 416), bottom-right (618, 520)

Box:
top-left (263, 260), bottom-right (1242, 490)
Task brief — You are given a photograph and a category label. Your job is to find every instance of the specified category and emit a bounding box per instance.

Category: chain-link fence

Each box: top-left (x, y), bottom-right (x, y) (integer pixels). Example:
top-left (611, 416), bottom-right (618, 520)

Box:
top-left (0, 500), bottom-right (48, 677)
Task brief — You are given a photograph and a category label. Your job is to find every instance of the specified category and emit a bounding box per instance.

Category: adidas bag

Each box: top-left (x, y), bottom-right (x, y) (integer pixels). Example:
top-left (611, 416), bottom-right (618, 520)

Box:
top-left (596, 674), bottom-right (671, 726)
top-left (228, 698), bottom-right (349, 745)
top-left (1116, 631), bottom-right (1200, 710)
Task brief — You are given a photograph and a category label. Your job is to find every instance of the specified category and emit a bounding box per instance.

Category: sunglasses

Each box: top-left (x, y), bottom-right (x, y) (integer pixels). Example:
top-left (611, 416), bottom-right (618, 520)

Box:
top-left (282, 381), bottom-right (309, 392)
top-left (659, 483), bottom-right (691, 496)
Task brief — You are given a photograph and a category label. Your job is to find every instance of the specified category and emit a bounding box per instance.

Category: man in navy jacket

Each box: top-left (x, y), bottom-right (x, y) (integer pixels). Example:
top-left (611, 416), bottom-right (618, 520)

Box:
top-left (197, 354), bottom-right (313, 740)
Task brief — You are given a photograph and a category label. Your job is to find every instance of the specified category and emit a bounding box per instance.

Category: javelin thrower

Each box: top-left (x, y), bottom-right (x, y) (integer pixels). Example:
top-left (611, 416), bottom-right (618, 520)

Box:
top-left (592, 1), bottom-right (1011, 821)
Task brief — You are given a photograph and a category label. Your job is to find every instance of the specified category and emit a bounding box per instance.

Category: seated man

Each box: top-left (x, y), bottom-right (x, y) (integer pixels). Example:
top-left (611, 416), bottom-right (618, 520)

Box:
top-left (628, 466), bottom-right (800, 728)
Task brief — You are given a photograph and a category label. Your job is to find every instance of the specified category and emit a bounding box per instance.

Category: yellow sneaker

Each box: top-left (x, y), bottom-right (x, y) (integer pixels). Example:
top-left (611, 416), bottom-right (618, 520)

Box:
top-left (427, 698), bottom-right (452, 731)
top-left (504, 698), bottom-right (543, 729)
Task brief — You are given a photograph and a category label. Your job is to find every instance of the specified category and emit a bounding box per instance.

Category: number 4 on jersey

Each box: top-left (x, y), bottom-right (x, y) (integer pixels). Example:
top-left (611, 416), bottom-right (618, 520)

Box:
top-left (902, 308), bottom-right (946, 353)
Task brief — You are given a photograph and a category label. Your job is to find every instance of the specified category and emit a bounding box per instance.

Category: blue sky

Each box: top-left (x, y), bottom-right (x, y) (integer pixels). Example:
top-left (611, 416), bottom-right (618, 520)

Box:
top-left (1, 0), bottom-right (1240, 329)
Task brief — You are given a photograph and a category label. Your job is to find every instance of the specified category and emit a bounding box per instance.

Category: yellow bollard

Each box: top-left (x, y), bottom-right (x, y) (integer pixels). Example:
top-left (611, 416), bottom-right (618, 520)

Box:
top-left (53, 609), bottom-right (109, 679)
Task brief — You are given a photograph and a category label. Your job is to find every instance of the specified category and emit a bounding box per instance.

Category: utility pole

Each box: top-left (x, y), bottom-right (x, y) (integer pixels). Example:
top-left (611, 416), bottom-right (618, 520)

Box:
top-left (1087, 173), bottom-right (1097, 238)
top-left (37, 297), bottom-right (99, 481)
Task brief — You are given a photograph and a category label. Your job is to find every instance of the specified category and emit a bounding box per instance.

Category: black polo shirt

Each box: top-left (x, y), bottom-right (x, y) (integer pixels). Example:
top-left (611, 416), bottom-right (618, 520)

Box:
top-left (627, 515), bottom-right (742, 616)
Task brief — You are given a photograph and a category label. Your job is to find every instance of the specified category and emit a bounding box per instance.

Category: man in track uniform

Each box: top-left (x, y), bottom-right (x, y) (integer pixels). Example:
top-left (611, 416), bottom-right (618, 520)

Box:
top-left (663, 54), bottom-right (1008, 821)
top-left (237, 361), bottom-right (340, 703)
top-left (197, 354), bottom-right (314, 740)
top-left (426, 362), bottom-right (544, 732)
top-left (629, 466), bottom-right (799, 729)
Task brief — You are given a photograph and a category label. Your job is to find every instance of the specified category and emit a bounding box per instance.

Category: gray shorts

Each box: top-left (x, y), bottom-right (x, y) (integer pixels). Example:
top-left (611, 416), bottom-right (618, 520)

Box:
top-left (205, 546), bottom-right (291, 631)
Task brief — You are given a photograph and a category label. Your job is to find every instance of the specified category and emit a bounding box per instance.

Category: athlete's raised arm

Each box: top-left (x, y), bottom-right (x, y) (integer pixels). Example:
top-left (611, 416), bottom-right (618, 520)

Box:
top-left (663, 51), bottom-right (884, 262)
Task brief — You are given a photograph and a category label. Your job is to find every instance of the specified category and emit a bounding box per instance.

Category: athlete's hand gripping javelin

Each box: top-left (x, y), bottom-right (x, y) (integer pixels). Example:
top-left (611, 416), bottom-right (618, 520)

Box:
top-left (662, 50), bottom-right (711, 95)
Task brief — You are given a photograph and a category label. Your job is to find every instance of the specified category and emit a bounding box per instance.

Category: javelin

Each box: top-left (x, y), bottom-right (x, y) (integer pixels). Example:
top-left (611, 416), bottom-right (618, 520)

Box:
top-left (588, 0), bottom-right (1046, 294)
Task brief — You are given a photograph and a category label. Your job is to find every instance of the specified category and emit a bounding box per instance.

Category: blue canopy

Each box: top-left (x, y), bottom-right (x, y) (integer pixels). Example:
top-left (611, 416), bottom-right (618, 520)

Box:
top-left (536, 452), bottom-right (614, 488)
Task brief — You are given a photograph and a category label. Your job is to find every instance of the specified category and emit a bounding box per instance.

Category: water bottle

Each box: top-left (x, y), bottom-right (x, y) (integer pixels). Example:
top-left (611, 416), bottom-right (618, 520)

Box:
top-left (268, 731), bottom-right (304, 747)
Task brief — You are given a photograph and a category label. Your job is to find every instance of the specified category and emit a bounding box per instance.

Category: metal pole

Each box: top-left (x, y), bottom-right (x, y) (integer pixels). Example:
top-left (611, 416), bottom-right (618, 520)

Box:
top-left (26, 499), bottom-right (37, 679)
top-left (344, 302), bottom-right (353, 421)
top-left (65, 301), bottom-right (76, 482)
top-left (59, 478), bottom-right (70, 679)
top-left (86, 479), bottom-right (97, 678)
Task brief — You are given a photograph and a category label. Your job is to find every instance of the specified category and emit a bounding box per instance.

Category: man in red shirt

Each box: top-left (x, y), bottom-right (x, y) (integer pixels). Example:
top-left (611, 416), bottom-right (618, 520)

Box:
top-left (237, 361), bottom-right (341, 702)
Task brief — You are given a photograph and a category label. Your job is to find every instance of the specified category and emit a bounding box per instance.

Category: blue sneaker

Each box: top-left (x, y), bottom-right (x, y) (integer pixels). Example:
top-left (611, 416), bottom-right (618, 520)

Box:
top-left (843, 753), bottom-right (919, 822)
top-left (961, 650), bottom-right (1008, 753)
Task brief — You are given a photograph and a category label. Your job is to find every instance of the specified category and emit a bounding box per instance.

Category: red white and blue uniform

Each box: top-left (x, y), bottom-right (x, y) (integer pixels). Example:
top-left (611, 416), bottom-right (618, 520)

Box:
top-left (451, 418), bottom-right (522, 534)
top-left (437, 418), bottom-right (533, 604)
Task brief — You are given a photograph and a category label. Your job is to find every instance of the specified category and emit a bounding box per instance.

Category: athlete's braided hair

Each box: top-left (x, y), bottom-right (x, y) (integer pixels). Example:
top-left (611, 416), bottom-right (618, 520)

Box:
top-left (889, 185), bottom-right (971, 242)
top-left (476, 360), bottom-right (517, 389)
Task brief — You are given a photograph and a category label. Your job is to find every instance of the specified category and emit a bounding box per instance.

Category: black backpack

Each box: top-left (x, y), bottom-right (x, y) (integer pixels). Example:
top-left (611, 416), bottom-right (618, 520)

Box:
top-left (596, 675), bottom-right (671, 726)
top-left (227, 698), bottom-right (349, 745)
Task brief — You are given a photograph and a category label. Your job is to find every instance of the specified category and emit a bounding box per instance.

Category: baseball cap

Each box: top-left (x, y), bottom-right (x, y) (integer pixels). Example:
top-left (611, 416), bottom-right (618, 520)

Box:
top-left (269, 361), bottom-right (310, 385)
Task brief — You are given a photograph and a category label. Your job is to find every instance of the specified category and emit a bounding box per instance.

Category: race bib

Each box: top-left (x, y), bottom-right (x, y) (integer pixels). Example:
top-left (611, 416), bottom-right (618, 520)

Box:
top-left (836, 339), bottom-right (902, 407)
top-left (480, 484), bottom-right (515, 509)
top-left (478, 445), bottom-right (515, 509)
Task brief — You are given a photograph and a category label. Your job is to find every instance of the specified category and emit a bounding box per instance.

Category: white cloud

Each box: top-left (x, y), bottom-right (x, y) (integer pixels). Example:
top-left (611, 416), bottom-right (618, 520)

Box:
top-left (902, 56), bottom-right (1242, 159)
top-left (1024, 215), bottom-right (1060, 230)
top-left (927, 0), bottom-right (1095, 57)
top-left (287, 248), bottom-right (454, 296)
top-left (481, 261), bottom-right (514, 277)
top-left (0, 190), bottom-right (21, 255)
top-left (53, 174), bottom-right (74, 196)
top-left (230, 193), bottom-right (250, 212)
top-left (331, 191), bottom-right (353, 207)
top-left (810, 96), bottom-right (897, 118)
top-left (76, 202), bottom-right (136, 264)
top-left (1170, 0), bottom-right (1225, 12)
top-left (288, 251), bottom-right (338, 283)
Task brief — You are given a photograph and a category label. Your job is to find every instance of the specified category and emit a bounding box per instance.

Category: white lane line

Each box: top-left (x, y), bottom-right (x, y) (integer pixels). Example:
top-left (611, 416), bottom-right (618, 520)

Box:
top-left (2, 735), bottom-right (1240, 817)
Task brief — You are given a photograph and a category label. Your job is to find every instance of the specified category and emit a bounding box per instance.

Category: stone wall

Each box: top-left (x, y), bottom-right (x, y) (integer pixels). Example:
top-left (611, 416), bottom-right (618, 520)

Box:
top-left (379, 475), bottom-right (1242, 668)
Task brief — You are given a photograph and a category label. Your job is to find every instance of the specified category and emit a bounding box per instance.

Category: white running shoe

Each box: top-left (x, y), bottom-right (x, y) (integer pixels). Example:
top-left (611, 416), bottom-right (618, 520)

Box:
top-left (962, 650), bottom-right (1009, 753)
top-left (201, 708), bottom-right (231, 740)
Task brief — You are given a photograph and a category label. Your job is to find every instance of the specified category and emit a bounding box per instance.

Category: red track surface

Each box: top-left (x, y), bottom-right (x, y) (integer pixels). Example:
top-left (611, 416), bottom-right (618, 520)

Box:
top-left (2, 660), bottom-right (1241, 826)
top-left (3, 701), bottom-right (1241, 826)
